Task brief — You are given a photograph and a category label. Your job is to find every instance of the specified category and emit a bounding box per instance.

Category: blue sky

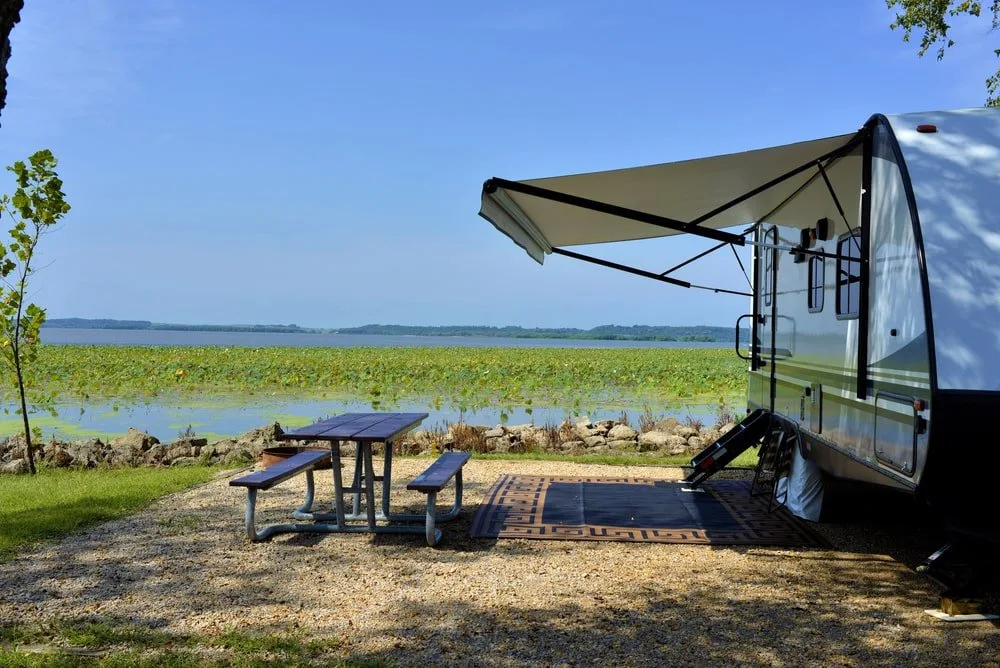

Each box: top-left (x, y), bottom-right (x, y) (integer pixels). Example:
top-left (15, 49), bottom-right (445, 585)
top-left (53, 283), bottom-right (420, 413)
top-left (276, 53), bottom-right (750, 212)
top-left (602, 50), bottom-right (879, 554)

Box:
top-left (0, 0), bottom-right (995, 329)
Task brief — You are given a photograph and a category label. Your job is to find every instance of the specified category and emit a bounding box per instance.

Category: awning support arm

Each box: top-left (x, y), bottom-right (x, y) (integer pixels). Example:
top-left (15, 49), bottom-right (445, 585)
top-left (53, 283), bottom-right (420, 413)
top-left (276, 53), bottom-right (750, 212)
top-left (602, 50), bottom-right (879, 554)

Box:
top-left (688, 284), bottom-right (752, 297)
top-left (730, 243), bottom-right (752, 289)
top-left (816, 160), bottom-right (847, 224)
top-left (484, 178), bottom-right (746, 245)
top-left (659, 240), bottom-right (729, 276)
top-left (817, 157), bottom-right (862, 257)
top-left (551, 247), bottom-right (751, 296)
top-left (551, 247), bottom-right (692, 288)
top-left (686, 131), bottom-right (865, 228)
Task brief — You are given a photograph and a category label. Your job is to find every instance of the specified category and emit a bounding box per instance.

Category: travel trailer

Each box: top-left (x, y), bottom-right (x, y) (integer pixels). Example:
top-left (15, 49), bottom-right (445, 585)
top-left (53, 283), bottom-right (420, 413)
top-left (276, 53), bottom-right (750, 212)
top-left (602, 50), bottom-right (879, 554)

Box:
top-left (477, 108), bottom-right (1000, 558)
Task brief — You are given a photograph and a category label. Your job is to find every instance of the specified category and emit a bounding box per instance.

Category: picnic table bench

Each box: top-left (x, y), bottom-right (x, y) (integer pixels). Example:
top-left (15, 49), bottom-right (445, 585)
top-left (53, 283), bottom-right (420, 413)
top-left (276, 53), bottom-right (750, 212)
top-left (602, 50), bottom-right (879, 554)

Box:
top-left (230, 449), bottom-right (334, 541)
top-left (408, 451), bottom-right (470, 545)
top-left (229, 412), bottom-right (469, 545)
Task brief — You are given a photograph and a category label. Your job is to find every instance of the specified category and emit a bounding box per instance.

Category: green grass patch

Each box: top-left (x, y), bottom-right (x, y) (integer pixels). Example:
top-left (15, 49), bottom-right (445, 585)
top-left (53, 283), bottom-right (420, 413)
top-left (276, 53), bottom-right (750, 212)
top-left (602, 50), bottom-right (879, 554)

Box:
top-left (461, 449), bottom-right (759, 468)
top-left (0, 467), bottom-right (219, 562)
top-left (0, 618), bottom-right (387, 667)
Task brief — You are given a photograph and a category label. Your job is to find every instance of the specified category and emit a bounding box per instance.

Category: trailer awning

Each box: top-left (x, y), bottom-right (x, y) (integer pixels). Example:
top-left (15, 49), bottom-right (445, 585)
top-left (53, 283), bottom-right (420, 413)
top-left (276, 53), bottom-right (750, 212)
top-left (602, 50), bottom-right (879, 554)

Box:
top-left (479, 132), bottom-right (861, 263)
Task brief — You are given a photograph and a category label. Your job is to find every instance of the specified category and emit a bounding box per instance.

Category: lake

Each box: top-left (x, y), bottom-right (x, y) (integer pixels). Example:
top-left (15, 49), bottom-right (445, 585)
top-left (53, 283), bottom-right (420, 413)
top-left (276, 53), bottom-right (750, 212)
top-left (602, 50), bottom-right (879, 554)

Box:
top-left (40, 328), bottom-right (731, 349)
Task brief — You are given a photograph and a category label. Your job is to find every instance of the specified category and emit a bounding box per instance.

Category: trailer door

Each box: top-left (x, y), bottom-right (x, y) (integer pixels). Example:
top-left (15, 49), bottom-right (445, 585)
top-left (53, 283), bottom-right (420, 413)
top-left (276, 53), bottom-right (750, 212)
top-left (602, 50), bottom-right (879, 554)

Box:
top-left (749, 225), bottom-right (778, 412)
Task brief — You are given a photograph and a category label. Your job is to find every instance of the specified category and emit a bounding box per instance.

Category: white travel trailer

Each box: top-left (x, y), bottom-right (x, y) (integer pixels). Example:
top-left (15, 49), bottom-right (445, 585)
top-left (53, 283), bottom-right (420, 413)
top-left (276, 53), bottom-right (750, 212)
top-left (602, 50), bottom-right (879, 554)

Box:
top-left (477, 107), bottom-right (1000, 556)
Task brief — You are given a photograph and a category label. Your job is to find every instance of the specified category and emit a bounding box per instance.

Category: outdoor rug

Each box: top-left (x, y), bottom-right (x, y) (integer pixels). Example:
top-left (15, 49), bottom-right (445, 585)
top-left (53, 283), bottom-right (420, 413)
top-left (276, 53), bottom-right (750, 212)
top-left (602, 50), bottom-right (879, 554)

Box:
top-left (469, 475), bottom-right (826, 546)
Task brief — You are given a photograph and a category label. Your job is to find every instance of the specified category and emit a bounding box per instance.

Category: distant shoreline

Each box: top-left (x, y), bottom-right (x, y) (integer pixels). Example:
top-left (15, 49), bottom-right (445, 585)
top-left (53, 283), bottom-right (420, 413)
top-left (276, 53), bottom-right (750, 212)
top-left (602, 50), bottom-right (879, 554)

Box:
top-left (42, 318), bottom-right (743, 343)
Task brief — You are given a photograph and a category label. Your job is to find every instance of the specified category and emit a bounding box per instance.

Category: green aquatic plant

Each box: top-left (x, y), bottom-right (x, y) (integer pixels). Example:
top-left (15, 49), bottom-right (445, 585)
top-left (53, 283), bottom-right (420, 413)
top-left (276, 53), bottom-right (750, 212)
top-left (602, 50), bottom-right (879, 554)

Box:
top-left (27, 346), bottom-right (745, 416)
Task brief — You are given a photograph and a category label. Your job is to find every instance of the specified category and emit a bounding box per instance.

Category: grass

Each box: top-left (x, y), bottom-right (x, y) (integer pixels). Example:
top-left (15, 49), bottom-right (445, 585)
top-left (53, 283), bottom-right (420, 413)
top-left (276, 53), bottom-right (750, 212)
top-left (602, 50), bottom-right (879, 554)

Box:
top-left (465, 449), bottom-right (760, 468)
top-left (0, 466), bottom-right (220, 562)
top-left (0, 618), bottom-right (389, 667)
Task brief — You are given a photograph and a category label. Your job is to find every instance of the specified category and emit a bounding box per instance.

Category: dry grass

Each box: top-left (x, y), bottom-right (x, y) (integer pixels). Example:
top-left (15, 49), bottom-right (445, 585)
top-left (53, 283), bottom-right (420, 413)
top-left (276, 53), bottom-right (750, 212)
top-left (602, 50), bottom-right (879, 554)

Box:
top-left (638, 406), bottom-right (657, 433)
top-left (451, 422), bottom-right (488, 453)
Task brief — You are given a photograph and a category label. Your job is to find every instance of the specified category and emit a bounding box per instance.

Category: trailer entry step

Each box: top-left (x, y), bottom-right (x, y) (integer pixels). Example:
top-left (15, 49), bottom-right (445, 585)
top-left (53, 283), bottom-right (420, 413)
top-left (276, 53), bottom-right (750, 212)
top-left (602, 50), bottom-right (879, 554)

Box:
top-left (684, 409), bottom-right (771, 488)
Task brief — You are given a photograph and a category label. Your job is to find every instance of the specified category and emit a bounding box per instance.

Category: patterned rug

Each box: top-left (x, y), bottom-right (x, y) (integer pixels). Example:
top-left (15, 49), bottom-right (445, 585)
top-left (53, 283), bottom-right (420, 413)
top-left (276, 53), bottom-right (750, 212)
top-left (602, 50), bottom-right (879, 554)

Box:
top-left (469, 475), bottom-right (826, 546)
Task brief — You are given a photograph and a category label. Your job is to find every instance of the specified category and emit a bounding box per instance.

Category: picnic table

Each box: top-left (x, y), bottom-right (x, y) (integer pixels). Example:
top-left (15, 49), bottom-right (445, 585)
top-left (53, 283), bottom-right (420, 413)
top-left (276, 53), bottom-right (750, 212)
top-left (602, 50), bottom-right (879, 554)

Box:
top-left (230, 412), bottom-right (469, 545)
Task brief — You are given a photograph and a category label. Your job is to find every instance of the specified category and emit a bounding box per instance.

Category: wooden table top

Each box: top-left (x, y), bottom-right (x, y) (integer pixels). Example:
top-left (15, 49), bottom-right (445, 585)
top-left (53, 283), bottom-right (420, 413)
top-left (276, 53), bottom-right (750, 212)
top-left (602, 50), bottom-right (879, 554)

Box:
top-left (278, 412), bottom-right (428, 443)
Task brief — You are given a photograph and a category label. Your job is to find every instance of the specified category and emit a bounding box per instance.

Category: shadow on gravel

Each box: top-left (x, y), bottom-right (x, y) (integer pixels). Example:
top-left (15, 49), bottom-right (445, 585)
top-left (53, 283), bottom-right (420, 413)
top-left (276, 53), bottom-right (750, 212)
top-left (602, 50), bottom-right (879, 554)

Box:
top-left (2, 465), bottom-right (1000, 666)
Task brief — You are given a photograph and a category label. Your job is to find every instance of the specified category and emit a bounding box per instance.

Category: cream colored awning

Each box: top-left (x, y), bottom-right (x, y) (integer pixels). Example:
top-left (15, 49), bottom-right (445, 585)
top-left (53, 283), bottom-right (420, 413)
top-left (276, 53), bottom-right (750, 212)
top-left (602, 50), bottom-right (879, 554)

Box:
top-left (479, 132), bottom-right (862, 263)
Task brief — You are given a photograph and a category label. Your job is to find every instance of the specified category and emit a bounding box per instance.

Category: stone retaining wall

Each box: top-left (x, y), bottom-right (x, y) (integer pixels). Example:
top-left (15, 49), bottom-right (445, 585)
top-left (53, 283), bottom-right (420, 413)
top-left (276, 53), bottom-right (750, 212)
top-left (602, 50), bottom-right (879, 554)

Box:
top-left (0, 416), bottom-right (736, 473)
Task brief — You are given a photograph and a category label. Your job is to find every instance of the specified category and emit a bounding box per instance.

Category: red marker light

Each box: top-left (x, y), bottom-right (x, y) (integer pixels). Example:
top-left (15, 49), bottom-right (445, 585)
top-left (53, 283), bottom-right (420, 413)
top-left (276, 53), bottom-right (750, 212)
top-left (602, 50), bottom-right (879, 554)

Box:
top-left (916, 124), bottom-right (938, 133)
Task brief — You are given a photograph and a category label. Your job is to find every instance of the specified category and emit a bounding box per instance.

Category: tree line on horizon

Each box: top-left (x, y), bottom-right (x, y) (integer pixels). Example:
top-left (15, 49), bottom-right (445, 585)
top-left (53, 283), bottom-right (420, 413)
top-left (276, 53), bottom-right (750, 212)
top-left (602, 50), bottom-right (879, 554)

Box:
top-left (42, 318), bottom-right (744, 342)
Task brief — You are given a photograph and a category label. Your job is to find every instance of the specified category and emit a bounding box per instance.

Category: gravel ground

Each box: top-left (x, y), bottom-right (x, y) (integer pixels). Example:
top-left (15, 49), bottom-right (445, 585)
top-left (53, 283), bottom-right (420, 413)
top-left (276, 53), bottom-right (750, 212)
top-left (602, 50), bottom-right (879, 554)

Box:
top-left (1, 459), bottom-right (998, 666)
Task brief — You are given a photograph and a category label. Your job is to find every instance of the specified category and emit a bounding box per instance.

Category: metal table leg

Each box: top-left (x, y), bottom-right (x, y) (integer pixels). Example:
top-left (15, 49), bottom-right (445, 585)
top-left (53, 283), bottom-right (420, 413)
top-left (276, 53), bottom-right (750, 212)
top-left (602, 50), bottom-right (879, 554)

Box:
top-left (331, 442), bottom-right (346, 528)
top-left (362, 443), bottom-right (377, 529)
top-left (352, 443), bottom-right (363, 516)
top-left (381, 439), bottom-right (394, 517)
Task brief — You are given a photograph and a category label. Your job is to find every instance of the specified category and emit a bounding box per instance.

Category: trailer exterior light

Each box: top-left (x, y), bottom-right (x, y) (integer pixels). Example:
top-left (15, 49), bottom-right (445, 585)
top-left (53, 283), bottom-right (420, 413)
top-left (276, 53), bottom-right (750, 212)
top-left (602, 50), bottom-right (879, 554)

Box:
top-left (916, 124), bottom-right (937, 133)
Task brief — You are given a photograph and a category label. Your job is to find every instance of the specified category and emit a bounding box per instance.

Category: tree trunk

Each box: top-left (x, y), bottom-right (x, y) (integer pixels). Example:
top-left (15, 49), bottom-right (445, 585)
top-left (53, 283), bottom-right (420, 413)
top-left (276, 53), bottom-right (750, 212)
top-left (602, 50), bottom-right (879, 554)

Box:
top-left (15, 360), bottom-right (34, 474)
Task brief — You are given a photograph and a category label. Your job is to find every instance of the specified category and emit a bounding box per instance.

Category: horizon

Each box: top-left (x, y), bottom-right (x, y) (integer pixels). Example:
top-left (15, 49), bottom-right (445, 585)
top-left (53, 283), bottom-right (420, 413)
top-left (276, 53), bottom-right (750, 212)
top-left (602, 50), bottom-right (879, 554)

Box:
top-left (1, 2), bottom-right (996, 329)
top-left (43, 317), bottom-right (736, 330)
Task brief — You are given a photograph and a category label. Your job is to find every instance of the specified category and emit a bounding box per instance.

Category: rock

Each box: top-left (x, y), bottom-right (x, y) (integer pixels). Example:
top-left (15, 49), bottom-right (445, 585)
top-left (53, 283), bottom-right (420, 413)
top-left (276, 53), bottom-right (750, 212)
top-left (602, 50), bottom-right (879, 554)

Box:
top-left (144, 444), bottom-right (168, 465)
top-left (486, 435), bottom-right (512, 453)
top-left (237, 423), bottom-right (284, 457)
top-left (170, 456), bottom-right (199, 467)
top-left (595, 420), bottom-right (616, 430)
top-left (687, 436), bottom-right (703, 450)
top-left (2, 458), bottom-right (29, 474)
top-left (719, 422), bottom-right (737, 436)
top-left (110, 428), bottom-right (160, 466)
top-left (531, 430), bottom-right (551, 449)
top-left (608, 424), bottom-right (637, 441)
top-left (66, 439), bottom-right (103, 467)
top-left (506, 424), bottom-right (534, 435)
top-left (574, 417), bottom-right (593, 429)
top-left (223, 448), bottom-right (253, 466)
top-left (583, 435), bottom-right (607, 447)
top-left (607, 439), bottom-right (638, 451)
top-left (483, 427), bottom-right (505, 439)
top-left (167, 443), bottom-right (193, 460)
top-left (560, 440), bottom-right (586, 456)
top-left (668, 445), bottom-right (687, 455)
top-left (665, 434), bottom-right (688, 450)
top-left (638, 431), bottom-right (671, 451)
top-left (700, 429), bottom-right (721, 446)
top-left (575, 425), bottom-right (600, 439)
top-left (674, 425), bottom-right (698, 439)
top-left (589, 445), bottom-right (609, 453)
top-left (654, 418), bottom-right (679, 432)
top-left (591, 423), bottom-right (610, 436)
top-left (46, 446), bottom-right (73, 468)
top-left (211, 439), bottom-right (238, 456)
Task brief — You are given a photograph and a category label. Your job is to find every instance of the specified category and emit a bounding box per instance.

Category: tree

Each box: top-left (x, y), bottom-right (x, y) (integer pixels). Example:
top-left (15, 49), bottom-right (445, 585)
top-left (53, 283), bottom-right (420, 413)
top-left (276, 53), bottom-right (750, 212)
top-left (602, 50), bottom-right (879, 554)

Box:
top-left (0, 150), bottom-right (71, 474)
top-left (887, 0), bottom-right (1000, 106)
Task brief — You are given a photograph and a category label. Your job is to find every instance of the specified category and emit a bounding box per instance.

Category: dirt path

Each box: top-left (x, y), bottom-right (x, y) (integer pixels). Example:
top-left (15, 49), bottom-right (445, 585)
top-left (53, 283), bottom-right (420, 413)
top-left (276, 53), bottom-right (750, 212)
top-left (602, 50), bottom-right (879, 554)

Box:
top-left (1, 459), bottom-right (997, 666)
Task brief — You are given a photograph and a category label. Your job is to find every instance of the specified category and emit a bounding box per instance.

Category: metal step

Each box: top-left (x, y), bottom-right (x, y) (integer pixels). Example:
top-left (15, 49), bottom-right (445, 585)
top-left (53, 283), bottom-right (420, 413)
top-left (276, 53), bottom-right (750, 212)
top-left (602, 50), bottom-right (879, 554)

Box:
top-left (684, 408), bottom-right (772, 488)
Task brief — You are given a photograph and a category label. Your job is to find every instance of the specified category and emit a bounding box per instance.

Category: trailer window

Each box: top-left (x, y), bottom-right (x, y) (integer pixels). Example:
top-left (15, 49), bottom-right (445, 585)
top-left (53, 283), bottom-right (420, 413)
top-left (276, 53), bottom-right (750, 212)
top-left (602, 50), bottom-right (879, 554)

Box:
top-left (836, 230), bottom-right (862, 318)
top-left (808, 256), bottom-right (824, 313)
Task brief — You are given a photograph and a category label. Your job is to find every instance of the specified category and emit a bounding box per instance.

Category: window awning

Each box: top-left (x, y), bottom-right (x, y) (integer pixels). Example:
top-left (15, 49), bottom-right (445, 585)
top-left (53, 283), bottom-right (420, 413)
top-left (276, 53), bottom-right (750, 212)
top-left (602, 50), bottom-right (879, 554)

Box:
top-left (479, 131), bottom-right (862, 263)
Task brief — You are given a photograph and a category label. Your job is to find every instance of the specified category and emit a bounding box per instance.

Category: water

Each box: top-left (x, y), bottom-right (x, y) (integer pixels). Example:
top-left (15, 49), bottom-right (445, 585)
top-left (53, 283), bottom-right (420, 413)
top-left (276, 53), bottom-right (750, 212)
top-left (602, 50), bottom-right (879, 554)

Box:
top-left (41, 328), bottom-right (730, 349)
top-left (18, 397), bottom-right (729, 443)
top-left (21, 328), bottom-right (738, 442)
